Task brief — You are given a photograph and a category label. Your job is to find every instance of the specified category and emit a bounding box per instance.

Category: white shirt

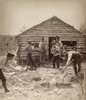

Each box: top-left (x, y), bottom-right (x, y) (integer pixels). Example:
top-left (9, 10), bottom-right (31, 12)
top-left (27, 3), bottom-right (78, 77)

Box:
top-left (39, 41), bottom-right (45, 52)
top-left (39, 41), bottom-right (42, 51)
top-left (66, 51), bottom-right (81, 66)
top-left (0, 56), bottom-right (7, 69)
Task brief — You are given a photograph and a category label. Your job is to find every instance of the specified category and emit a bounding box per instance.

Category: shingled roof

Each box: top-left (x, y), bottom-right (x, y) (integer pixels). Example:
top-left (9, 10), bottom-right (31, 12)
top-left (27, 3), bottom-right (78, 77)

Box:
top-left (17, 16), bottom-right (81, 36)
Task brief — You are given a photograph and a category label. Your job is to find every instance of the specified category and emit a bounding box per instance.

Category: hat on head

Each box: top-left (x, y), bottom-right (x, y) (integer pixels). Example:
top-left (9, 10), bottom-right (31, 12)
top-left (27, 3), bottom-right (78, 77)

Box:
top-left (52, 42), bottom-right (55, 45)
top-left (56, 36), bottom-right (60, 39)
top-left (28, 41), bottom-right (31, 44)
top-left (7, 53), bottom-right (14, 58)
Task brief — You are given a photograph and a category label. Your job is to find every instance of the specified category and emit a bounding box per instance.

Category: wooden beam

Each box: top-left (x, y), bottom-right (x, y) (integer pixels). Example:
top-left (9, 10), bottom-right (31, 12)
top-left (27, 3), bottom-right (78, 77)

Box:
top-left (84, 67), bottom-right (86, 100)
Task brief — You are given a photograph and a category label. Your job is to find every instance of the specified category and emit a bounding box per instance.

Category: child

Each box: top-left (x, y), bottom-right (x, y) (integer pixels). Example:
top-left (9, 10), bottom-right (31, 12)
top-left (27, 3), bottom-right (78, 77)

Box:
top-left (0, 53), bottom-right (14, 92)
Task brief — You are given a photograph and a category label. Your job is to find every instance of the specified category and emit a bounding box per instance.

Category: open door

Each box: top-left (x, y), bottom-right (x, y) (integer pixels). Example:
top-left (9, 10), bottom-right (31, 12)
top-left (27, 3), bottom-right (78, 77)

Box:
top-left (49, 37), bottom-right (56, 59)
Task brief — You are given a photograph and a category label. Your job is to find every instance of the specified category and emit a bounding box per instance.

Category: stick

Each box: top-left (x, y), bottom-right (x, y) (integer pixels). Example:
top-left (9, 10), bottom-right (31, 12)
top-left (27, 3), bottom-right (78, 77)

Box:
top-left (59, 59), bottom-right (74, 75)
top-left (84, 67), bottom-right (86, 99)
top-left (13, 76), bottom-right (27, 84)
top-left (58, 58), bottom-right (84, 95)
top-left (7, 83), bottom-right (15, 88)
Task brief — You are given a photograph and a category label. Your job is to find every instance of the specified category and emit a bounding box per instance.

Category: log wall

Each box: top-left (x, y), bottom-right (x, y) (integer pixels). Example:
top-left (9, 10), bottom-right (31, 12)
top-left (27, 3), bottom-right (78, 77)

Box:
top-left (16, 16), bottom-right (86, 63)
top-left (16, 32), bottom-right (86, 62)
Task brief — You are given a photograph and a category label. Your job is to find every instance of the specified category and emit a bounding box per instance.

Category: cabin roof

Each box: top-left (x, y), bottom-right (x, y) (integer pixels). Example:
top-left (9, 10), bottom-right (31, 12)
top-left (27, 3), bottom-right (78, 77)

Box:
top-left (17, 16), bottom-right (82, 37)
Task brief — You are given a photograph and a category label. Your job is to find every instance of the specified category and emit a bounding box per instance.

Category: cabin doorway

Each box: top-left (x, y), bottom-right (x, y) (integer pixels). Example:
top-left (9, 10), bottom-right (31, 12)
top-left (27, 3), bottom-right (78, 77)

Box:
top-left (49, 37), bottom-right (77, 59)
top-left (49, 37), bottom-right (56, 59)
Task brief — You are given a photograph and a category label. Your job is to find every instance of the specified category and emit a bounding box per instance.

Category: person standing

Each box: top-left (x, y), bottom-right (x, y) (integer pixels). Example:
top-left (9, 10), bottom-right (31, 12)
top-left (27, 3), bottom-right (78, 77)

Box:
top-left (51, 42), bottom-right (61, 69)
top-left (55, 36), bottom-right (63, 54)
top-left (39, 37), bottom-right (46, 63)
top-left (24, 41), bottom-right (37, 70)
top-left (51, 36), bottom-right (63, 69)
top-left (16, 44), bottom-right (21, 65)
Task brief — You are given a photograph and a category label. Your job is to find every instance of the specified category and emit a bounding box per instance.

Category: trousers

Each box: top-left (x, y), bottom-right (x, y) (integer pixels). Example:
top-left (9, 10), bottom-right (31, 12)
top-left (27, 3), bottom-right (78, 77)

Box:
top-left (0, 69), bottom-right (9, 92)
top-left (52, 55), bottom-right (60, 68)
top-left (27, 53), bottom-right (36, 68)
top-left (72, 54), bottom-right (82, 74)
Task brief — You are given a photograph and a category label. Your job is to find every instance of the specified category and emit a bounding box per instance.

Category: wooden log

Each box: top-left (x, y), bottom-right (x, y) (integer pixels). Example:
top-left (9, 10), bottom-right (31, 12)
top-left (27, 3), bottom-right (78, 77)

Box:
top-left (84, 67), bottom-right (86, 99)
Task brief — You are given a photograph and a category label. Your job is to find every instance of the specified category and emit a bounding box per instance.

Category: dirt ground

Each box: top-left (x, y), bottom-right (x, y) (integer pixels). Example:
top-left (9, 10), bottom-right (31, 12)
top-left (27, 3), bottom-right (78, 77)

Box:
top-left (0, 61), bottom-right (85, 100)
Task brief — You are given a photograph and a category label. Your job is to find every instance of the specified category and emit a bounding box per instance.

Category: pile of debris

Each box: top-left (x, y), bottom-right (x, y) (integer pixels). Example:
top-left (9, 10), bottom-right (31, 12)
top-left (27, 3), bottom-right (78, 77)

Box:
top-left (4, 63), bottom-right (80, 90)
top-left (0, 61), bottom-right (84, 100)
top-left (39, 65), bottom-right (76, 87)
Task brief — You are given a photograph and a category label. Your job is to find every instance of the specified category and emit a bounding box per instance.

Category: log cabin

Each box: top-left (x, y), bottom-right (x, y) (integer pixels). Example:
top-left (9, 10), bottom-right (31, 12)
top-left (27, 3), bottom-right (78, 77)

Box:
top-left (16, 16), bottom-right (86, 64)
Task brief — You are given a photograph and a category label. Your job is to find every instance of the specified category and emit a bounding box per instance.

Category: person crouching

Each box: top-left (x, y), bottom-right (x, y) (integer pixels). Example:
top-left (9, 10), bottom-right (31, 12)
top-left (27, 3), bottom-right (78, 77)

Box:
top-left (66, 46), bottom-right (82, 75)
top-left (0, 53), bottom-right (14, 93)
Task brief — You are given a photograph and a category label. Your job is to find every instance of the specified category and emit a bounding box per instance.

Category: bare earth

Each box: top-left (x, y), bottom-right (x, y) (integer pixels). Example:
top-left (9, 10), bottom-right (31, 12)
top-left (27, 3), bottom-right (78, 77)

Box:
top-left (0, 62), bottom-right (85, 100)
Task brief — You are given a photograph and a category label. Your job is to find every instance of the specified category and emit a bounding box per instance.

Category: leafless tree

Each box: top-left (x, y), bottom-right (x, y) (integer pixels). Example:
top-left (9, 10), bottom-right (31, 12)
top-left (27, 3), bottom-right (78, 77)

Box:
top-left (20, 26), bottom-right (27, 33)
top-left (79, 23), bottom-right (86, 36)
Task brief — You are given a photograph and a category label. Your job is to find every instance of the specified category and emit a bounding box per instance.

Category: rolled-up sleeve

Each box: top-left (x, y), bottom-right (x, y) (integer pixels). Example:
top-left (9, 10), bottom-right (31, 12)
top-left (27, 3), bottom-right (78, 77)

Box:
top-left (66, 52), bottom-right (72, 66)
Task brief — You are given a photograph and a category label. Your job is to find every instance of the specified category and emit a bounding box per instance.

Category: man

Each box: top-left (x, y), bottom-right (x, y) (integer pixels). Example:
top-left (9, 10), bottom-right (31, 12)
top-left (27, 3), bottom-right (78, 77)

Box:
top-left (24, 41), bottom-right (37, 70)
top-left (39, 37), bottom-right (46, 63)
top-left (16, 44), bottom-right (21, 65)
top-left (55, 36), bottom-right (63, 48)
top-left (51, 42), bottom-right (60, 68)
top-left (66, 46), bottom-right (82, 75)
top-left (51, 36), bottom-right (63, 68)
top-left (0, 53), bottom-right (14, 93)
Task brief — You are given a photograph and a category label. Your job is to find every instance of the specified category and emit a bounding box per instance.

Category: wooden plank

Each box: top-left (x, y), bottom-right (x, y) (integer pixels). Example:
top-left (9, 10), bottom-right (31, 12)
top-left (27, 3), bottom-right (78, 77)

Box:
top-left (84, 67), bottom-right (86, 100)
top-left (17, 38), bottom-right (85, 43)
top-left (18, 36), bottom-right (84, 41)
top-left (19, 33), bottom-right (82, 37)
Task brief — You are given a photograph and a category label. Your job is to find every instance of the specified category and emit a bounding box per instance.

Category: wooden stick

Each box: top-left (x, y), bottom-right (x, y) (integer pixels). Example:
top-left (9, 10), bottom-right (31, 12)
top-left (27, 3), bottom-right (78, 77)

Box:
top-left (59, 59), bottom-right (74, 75)
top-left (59, 59), bottom-right (84, 95)
top-left (84, 67), bottom-right (86, 99)
top-left (13, 76), bottom-right (27, 84)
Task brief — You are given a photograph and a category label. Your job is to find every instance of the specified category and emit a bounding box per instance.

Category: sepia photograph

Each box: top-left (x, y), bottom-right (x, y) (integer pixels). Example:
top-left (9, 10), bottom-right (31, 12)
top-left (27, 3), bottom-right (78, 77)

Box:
top-left (0, 0), bottom-right (86, 100)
